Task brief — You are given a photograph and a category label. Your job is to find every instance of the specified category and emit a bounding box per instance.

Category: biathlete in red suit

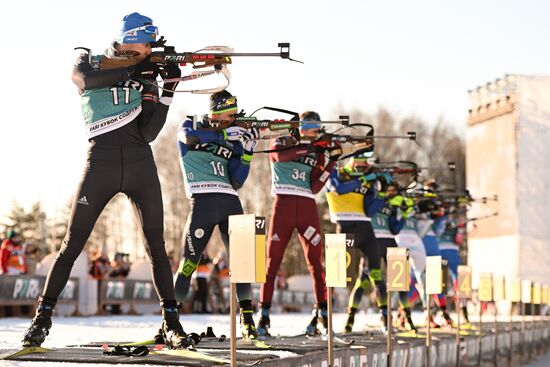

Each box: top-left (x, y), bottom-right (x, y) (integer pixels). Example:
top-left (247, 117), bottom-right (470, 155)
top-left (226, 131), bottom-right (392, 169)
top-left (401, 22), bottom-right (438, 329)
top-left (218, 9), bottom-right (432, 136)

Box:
top-left (257, 111), bottom-right (342, 336)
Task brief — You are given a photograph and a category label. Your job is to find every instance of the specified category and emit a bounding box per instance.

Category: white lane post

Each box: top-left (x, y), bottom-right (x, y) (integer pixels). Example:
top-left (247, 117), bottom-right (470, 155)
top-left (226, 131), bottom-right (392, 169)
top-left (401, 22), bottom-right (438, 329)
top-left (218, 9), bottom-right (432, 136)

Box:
top-left (325, 233), bottom-right (354, 367)
top-left (386, 247), bottom-right (410, 367)
top-left (457, 265), bottom-right (473, 367)
top-left (228, 214), bottom-right (267, 367)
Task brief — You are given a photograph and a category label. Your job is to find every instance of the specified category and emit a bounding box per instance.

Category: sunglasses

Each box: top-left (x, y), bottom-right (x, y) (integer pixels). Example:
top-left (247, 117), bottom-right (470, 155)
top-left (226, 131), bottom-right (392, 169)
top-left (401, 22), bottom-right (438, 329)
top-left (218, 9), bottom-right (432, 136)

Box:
top-left (212, 96), bottom-right (238, 113)
top-left (122, 25), bottom-right (158, 36)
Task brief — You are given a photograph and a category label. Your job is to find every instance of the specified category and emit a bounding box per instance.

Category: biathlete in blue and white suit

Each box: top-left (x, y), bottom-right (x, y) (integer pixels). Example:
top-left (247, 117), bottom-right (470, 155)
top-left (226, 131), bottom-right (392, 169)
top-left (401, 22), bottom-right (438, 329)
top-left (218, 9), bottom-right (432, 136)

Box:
top-left (416, 184), bottom-right (453, 326)
top-left (175, 90), bottom-right (260, 339)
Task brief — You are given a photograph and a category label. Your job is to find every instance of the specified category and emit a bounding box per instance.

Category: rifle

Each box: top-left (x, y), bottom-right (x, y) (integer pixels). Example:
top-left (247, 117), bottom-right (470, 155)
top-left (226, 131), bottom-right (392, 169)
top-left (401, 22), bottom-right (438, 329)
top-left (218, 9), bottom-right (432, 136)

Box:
top-left (80, 40), bottom-right (301, 94)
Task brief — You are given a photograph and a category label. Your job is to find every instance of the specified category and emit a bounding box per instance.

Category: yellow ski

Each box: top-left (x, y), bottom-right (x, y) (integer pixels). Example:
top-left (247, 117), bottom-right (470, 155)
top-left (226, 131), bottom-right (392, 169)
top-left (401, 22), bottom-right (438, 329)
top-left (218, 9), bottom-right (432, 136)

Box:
top-left (0, 346), bottom-right (52, 360)
top-left (152, 348), bottom-right (231, 364)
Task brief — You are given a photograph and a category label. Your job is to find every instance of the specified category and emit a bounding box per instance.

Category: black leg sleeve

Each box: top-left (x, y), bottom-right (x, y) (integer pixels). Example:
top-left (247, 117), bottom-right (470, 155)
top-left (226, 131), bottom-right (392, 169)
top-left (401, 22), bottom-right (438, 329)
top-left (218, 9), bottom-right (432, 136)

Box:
top-left (42, 158), bottom-right (118, 301)
top-left (124, 151), bottom-right (175, 305)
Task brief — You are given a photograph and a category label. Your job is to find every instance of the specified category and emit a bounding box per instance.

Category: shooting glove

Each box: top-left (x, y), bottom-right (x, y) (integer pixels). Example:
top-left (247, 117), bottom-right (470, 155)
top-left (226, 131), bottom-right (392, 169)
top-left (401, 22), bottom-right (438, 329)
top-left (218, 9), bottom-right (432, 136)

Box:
top-left (388, 195), bottom-right (404, 207)
top-left (129, 56), bottom-right (159, 81)
top-left (223, 126), bottom-right (246, 141)
top-left (359, 173), bottom-right (377, 185)
top-left (241, 128), bottom-right (260, 153)
top-left (308, 139), bottom-right (331, 154)
top-left (328, 142), bottom-right (343, 161)
top-left (159, 62), bottom-right (181, 98)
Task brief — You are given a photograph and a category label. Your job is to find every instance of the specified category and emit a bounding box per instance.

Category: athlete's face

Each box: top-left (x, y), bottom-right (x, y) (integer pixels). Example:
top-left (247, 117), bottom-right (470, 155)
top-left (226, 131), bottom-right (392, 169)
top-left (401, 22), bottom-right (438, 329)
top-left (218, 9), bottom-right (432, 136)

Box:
top-left (116, 43), bottom-right (152, 61)
top-left (300, 128), bottom-right (320, 138)
top-left (386, 185), bottom-right (398, 197)
top-left (352, 159), bottom-right (369, 173)
top-left (210, 111), bottom-right (236, 125)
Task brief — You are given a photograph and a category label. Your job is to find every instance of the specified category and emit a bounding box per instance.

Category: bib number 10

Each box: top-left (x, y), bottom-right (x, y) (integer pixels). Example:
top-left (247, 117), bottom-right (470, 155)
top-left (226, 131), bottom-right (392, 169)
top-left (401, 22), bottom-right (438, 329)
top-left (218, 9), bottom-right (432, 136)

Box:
top-left (210, 161), bottom-right (225, 177)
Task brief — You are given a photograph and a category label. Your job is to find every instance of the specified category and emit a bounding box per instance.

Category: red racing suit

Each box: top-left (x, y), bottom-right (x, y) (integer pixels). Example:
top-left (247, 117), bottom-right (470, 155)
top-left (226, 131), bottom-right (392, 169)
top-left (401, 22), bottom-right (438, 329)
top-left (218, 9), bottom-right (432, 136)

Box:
top-left (260, 139), bottom-right (336, 307)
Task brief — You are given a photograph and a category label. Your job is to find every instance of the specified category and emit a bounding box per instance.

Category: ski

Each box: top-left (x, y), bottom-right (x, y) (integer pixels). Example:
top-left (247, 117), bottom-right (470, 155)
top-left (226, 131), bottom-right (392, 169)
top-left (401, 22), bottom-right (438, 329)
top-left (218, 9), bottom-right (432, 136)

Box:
top-left (150, 348), bottom-right (231, 364)
top-left (0, 346), bottom-right (52, 360)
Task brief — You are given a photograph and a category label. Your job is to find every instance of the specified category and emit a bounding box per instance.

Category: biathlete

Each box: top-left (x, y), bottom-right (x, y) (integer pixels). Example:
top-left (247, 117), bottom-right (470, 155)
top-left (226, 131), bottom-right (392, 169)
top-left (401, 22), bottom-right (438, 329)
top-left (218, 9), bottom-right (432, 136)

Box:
top-left (258, 112), bottom-right (341, 336)
top-left (175, 90), bottom-right (261, 339)
top-left (325, 154), bottom-right (389, 332)
top-left (23, 13), bottom-right (189, 348)
top-left (364, 180), bottom-right (418, 332)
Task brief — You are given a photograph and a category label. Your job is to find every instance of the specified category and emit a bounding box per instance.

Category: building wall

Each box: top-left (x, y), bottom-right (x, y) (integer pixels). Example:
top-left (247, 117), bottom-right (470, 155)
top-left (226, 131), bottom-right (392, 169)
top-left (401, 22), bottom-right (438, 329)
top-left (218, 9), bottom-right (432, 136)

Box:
top-left (516, 76), bottom-right (550, 282)
top-left (465, 76), bottom-right (519, 276)
top-left (466, 75), bottom-right (550, 283)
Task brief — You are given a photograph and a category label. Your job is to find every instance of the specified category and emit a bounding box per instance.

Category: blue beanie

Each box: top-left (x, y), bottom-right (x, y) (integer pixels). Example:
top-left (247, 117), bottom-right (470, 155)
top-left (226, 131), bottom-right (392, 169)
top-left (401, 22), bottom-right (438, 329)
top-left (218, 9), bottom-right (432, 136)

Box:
top-left (117, 12), bottom-right (158, 44)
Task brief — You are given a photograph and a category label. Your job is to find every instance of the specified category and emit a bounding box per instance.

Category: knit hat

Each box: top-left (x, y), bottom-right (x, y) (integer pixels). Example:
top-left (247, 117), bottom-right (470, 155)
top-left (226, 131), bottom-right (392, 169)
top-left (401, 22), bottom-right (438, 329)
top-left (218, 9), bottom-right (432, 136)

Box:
top-left (210, 90), bottom-right (238, 114)
top-left (117, 12), bottom-right (158, 44)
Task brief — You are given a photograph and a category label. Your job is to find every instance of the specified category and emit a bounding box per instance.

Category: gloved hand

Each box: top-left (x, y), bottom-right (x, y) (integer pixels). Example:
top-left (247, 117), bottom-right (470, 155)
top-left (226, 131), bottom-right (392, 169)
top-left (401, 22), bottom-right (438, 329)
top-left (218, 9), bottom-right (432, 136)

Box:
top-left (241, 128), bottom-right (260, 153)
top-left (223, 126), bottom-right (246, 141)
top-left (376, 172), bottom-right (393, 185)
top-left (359, 173), bottom-right (377, 185)
top-left (159, 62), bottom-right (181, 98)
top-left (128, 56), bottom-right (159, 81)
top-left (401, 197), bottom-right (416, 217)
top-left (388, 195), bottom-right (404, 207)
top-left (308, 139), bottom-right (331, 153)
top-left (328, 142), bottom-right (343, 161)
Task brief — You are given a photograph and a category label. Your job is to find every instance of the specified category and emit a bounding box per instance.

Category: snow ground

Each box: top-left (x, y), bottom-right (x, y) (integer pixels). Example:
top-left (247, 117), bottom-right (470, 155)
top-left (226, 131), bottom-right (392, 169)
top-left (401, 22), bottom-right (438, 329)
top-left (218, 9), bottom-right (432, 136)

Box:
top-left (0, 311), bottom-right (387, 367)
top-left (0, 311), bottom-right (544, 366)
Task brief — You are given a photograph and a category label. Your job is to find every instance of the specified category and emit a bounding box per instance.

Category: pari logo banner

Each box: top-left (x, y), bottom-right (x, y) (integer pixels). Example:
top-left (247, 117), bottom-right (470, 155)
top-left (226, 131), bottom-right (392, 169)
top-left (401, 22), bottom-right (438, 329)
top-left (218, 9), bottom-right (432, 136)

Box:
top-left (1, 276), bottom-right (79, 301)
top-left (103, 280), bottom-right (156, 301)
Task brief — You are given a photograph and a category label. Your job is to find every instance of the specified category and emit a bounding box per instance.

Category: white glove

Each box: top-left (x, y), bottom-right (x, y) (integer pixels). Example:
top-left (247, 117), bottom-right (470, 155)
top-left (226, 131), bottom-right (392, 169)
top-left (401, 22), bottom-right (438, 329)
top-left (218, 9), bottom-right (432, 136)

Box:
top-left (224, 126), bottom-right (246, 141)
top-left (243, 140), bottom-right (258, 153)
top-left (241, 128), bottom-right (260, 152)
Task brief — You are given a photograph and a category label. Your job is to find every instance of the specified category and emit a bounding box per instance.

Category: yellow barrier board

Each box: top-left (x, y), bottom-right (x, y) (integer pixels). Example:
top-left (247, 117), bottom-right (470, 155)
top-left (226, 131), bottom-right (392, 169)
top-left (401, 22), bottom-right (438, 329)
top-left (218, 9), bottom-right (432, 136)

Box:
top-left (228, 214), bottom-right (266, 283)
top-left (533, 282), bottom-right (542, 305)
top-left (325, 234), bottom-right (348, 288)
top-left (493, 275), bottom-right (505, 301)
top-left (457, 265), bottom-right (472, 299)
top-left (478, 273), bottom-right (493, 302)
top-left (426, 256), bottom-right (443, 295)
top-left (387, 247), bottom-right (410, 292)
top-left (521, 280), bottom-right (532, 304)
top-left (509, 279), bottom-right (521, 302)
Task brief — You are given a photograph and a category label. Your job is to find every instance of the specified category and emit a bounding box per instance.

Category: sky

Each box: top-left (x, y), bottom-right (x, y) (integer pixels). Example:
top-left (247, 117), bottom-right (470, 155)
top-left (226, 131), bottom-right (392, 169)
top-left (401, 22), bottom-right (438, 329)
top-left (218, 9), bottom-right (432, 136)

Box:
top-left (1, 0), bottom-right (549, 217)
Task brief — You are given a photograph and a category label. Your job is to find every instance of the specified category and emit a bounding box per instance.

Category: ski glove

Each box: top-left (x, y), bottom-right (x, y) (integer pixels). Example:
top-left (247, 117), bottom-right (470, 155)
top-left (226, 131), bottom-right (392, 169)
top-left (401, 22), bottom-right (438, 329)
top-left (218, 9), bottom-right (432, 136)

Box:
top-left (241, 128), bottom-right (260, 153)
top-left (129, 56), bottom-right (159, 80)
top-left (223, 126), bottom-right (246, 141)
top-left (159, 62), bottom-right (181, 98)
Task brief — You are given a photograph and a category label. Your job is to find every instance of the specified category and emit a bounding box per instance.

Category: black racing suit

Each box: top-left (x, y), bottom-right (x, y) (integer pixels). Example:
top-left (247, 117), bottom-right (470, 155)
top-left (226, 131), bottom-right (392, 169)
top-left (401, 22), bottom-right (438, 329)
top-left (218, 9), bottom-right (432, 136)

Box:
top-left (40, 54), bottom-right (176, 309)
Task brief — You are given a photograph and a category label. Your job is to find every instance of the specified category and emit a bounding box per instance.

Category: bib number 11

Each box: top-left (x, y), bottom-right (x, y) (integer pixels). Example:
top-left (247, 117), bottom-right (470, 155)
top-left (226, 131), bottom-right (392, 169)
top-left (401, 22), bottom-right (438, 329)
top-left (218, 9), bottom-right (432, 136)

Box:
top-left (110, 87), bottom-right (130, 106)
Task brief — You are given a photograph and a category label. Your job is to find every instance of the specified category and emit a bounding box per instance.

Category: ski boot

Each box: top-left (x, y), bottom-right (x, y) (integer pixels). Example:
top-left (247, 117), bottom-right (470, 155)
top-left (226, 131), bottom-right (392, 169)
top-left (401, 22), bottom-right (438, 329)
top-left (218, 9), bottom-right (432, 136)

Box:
top-left (257, 307), bottom-right (271, 337)
top-left (161, 307), bottom-right (195, 349)
top-left (404, 308), bottom-right (418, 332)
top-left (240, 308), bottom-right (259, 340)
top-left (318, 306), bottom-right (328, 334)
top-left (379, 309), bottom-right (389, 334)
top-left (306, 308), bottom-right (320, 336)
top-left (398, 307), bottom-right (418, 332)
top-left (344, 307), bottom-right (357, 334)
top-left (462, 306), bottom-right (470, 323)
top-left (441, 310), bottom-right (455, 327)
top-left (22, 303), bottom-right (53, 347)
top-left (429, 314), bottom-right (441, 328)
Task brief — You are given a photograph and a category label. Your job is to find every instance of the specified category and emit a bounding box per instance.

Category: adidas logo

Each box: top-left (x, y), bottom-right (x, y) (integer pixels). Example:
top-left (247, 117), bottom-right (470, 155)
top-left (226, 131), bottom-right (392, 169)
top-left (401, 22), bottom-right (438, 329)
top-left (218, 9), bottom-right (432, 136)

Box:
top-left (271, 233), bottom-right (280, 241)
top-left (77, 196), bottom-right (89, 205)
